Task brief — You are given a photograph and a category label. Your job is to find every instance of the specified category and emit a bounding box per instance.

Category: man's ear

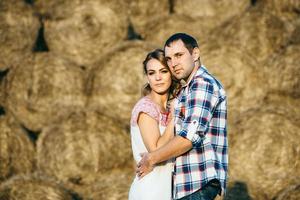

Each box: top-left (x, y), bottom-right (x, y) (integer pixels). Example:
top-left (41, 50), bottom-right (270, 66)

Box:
top-left (192, 47), bottom-right (200, 62)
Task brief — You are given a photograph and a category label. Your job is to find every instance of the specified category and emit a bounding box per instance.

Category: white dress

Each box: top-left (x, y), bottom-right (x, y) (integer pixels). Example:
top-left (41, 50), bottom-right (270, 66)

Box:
top-left (129, 96), bottom-right (174, 200)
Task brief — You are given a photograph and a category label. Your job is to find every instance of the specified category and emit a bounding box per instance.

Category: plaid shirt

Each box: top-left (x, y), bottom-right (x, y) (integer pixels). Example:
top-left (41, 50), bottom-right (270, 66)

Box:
top-left (173, 65), bottom-right (228, 199)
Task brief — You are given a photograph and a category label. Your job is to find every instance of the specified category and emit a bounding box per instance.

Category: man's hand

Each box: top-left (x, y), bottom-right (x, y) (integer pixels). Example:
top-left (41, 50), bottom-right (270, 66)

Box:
top-left (136, 152), bottom-right (154, 179)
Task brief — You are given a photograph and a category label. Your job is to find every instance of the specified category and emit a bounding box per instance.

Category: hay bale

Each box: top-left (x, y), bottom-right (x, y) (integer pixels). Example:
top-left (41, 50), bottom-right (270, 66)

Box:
top-left (0, 114), bottom-right (35, 182)
top-left (263, 44), bottom-right (300, 98)
top-left (127, 0), bottom-right (170, 37)
top-left (289, 20), bottom-right (300, 45)
top-left (173, 0), bottom-right (250, 20)
top-left (259, 0), bottom-right (300, 14)
top-left (0, 173), bottom-right (74, 200)
top-left (86, 41), bottom-right (157, 124)
top-left (37, 109), bottom-right (132, 186)
top-left (275, 183), bottom-right (300, 200)
top-left (69, 168), bottom-right (134, 200)
top-left (0, 0), bottom-right (39, 70)
top-left (139, 14), bottom-right (218, 46)
top-left (229, 102), bottom-right (300, 200)
top-left (200, 44), bottom-right (265, 116)
top-left (261, 94), bottom-right (300, 125)
top-left (206, 6), bottom-right (290, 63)
top-left (4, 53), bottom-right (87, 132)
top-left (35, 0), bottom-right (128, 67)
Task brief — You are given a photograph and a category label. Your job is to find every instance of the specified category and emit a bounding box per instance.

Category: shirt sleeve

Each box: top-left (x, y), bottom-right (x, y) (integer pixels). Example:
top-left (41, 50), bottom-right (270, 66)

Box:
top-left (130, 99), bottom-right (160, 126)
top-left (177, 78), bottom-right (219, 146)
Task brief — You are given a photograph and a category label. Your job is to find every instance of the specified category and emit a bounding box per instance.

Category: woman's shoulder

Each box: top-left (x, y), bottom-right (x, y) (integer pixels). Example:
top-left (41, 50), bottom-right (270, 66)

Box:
top-left (131, 96), bottom-right (160, 126)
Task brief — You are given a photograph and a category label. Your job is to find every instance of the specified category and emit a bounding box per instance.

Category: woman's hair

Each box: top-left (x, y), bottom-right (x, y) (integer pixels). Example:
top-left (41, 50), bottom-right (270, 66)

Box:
top-left (141, 49), bottom-right (179, 99)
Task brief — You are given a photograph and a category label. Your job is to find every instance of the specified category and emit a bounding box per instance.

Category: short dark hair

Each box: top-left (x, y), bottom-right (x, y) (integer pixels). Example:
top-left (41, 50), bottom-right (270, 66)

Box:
top-left (164, 33), bottom-right (199, 54)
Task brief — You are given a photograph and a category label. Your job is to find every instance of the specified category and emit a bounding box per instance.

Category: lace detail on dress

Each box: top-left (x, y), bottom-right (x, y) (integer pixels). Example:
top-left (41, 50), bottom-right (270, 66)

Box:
top-left (131, 97), bottom-right (161, 126)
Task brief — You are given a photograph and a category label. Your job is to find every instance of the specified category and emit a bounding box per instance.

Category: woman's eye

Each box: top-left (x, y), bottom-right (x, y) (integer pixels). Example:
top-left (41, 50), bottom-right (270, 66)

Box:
top-left (162, 70), bottom-right (169, 73)
top-left (148, 72), bottom-right (154, 75)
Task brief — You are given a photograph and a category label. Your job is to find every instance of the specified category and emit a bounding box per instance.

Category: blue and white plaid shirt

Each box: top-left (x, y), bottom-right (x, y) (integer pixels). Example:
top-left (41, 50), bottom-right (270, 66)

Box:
top-left (173, 65), bottom-right (228, 199)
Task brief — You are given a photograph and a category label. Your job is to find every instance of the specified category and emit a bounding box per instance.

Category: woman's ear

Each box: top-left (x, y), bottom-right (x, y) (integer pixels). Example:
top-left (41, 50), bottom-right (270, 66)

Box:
top-left (192, 47), bottom-right (200, 62)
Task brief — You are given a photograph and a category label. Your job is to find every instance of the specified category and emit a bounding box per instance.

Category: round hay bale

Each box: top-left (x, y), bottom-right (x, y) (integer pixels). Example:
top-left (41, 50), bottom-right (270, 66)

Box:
top-left (263, 44), bottom-right (300, 98)
top-left (69, 168), bottom-right (134, 200)
top-left (4, 53), bottom-right (87, 132)
top-left (260, 0), bottom-right (300, 14)
top-left (229, 103), bottom-right (300, 200)
top-left (206, 6), bottom-right (290, 63)
top-left (127, 0), bottom-right (170, 37)
top-left (35, 0), bottom-right (128, 67)
top-left (139, 14), bottom-right (219, 46)
top-left (0, 0), bottom-right (39, 70)
top-left (262, 94), bottom-right (300, 125)
top-left (86, 41), bottom-right (157, 124)
top-left (200, 44), bottom-right (265, 116)
top-left (0, 173), bottom-right (74, 200)
top-left (275, 183), bottom-right (300, 200)
top-left (0, 114), bottom-right (35, 182)
top-left (173, 0), bottom-right (250, 20)
top-left (37, 109), bottom-right (132, 186)
top-left (289, 20), bottom-right (300, 45)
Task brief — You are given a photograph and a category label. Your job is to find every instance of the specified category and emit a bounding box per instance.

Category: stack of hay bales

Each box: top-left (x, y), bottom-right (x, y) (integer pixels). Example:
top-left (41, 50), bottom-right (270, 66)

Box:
top-left (0, 0), bottom-right (39, 70)
top-left (0, 0), bottom-right (299, 199)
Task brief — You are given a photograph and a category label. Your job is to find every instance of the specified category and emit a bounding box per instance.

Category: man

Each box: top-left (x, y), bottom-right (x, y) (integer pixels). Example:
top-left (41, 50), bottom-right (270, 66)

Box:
top-left (137, 33), bottom-right (228, 200)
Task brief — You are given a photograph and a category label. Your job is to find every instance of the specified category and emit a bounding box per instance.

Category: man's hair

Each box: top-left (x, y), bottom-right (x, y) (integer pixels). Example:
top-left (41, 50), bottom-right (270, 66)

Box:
top-left (164, 33), bottom-right (199, 54)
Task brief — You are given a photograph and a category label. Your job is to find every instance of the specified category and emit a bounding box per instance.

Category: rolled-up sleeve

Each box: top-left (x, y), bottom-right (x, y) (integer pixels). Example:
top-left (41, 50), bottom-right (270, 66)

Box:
top-left (177, 78), bottom-right (218, 146)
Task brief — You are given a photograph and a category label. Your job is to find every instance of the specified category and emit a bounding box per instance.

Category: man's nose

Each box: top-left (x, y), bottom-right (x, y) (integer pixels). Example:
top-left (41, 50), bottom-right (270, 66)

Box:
top-left (170, 58), bottom-right (178, 69)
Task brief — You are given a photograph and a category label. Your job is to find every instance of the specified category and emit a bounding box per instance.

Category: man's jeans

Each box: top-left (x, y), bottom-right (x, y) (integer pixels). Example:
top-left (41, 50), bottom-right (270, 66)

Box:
top-left (178, 180), bottom-right (221, 200)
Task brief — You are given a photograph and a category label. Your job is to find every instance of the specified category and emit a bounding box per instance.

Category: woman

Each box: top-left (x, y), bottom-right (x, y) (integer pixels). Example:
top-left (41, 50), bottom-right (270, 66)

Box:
top-left (129, 49), bottom-right (177, 200)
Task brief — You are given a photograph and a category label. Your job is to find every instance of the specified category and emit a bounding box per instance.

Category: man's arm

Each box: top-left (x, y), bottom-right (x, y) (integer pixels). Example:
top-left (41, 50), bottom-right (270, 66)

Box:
top-left (137, 135), bottom-right (192, 178)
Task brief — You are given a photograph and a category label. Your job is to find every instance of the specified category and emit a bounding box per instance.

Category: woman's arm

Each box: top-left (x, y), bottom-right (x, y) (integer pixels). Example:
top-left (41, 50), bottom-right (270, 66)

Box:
top-left (137, 113), bottom-right (174, 153)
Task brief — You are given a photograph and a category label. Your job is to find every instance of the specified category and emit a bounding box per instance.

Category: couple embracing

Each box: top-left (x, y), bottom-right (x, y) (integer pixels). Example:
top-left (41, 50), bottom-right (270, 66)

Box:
top-left (129, 33), bottom-right (228, 200)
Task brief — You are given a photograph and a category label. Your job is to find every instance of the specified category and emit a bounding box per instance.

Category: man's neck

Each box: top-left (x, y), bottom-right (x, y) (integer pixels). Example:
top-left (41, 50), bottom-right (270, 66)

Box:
top-left (182, 64), bottom-right (201, 86)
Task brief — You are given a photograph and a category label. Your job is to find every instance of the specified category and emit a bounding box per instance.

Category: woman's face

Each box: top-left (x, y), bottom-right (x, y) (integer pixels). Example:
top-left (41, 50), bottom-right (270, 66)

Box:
top-left (146, 58), bottom-right (172, 95)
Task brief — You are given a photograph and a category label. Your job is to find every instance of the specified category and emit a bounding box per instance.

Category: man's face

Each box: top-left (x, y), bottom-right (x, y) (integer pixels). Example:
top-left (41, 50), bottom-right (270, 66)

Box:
top-left (164, 40), bottom-right (196, 81)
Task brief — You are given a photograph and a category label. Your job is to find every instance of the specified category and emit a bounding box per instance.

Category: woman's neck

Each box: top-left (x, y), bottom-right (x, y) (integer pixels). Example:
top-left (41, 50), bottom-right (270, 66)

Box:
top-left (148, 91), bottom-right (168, 112)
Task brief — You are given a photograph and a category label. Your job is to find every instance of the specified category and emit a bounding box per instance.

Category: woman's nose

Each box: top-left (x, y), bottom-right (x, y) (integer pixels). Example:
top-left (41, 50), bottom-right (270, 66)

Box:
top-left (155, 73), bottom-right (162, 80)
